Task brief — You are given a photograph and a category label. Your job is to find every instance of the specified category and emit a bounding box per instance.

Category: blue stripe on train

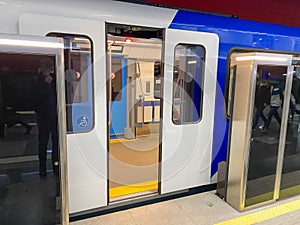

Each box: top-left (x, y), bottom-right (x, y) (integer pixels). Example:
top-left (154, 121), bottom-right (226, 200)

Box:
top-left (170, 10), bottom-right (300, 176)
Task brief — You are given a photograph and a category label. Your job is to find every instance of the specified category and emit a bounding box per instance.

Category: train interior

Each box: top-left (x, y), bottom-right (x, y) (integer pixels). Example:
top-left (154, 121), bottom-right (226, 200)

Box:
top-left (106, 24), bottom-right (163, 202)
top-left (0, 54), bottom-right (60, 224)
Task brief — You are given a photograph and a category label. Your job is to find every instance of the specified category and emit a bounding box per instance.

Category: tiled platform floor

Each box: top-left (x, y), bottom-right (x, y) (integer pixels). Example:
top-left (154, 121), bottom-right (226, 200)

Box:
top-left (71, 191), bottom-right (300, 225)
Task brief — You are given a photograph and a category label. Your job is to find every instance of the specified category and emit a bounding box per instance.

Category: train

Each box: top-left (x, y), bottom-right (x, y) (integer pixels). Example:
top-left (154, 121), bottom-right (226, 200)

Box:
top-left (1, 0), bottom-right (300, 218)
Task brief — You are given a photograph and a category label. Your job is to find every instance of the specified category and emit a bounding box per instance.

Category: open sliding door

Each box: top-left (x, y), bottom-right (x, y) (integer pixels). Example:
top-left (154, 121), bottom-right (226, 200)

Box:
top-left (19, 14), bottom-right (107, 214)
top-left (160, 29), bottom-right (219, 194)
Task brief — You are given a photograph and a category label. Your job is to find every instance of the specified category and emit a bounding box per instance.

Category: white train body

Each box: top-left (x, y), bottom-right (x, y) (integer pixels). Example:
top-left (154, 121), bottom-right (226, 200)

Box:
top-left (2, 0), bottom-right (299, 217)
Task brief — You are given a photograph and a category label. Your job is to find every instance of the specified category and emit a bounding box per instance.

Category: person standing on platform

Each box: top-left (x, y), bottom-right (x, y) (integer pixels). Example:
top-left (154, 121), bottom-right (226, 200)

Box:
top-left (263, 82), bottom-right (284, 132)
top-left (252, 80), bottom-right (270, 130)
top-left (35, 57), bottom-right (59, 177)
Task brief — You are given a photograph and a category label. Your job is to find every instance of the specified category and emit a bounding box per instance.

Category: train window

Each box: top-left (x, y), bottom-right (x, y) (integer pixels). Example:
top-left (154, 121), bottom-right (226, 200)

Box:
top-left (111, 57), bottom-right (122, 101)
top-left (172, 44), bottom-right (205, 125)
top-left (48, 33), bottom-right (94, 132)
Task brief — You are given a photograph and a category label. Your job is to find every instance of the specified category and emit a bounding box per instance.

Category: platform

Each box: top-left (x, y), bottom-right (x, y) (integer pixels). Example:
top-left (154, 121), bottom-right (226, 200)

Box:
top-left (70, 191), bottom-right (300, 225)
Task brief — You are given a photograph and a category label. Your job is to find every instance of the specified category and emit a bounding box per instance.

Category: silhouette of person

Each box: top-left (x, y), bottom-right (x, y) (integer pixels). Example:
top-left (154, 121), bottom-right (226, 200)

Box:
top-left (252, 80), bottom-right (270, 129)
top-left (263, 82), bottom-right (284, 131)
top-left (35, 58), bottom-right (59, 177)
top-left (288, 93), bottom-right (300, 119)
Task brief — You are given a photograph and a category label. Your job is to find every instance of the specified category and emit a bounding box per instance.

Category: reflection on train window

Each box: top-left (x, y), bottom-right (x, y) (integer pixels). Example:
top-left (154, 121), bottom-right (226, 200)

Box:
top-left (172, 44), bottom-right (205, 125)
top-left (63, 37), bottom-right (91, 104)
top-left (48, 33), bottom-right (94, 132)
top-left (293, 67), bottom-right (300, 104)
top-left (0, 53), bottom-right (49, 111)
top-left (111, 57), bottom-right (122, 101)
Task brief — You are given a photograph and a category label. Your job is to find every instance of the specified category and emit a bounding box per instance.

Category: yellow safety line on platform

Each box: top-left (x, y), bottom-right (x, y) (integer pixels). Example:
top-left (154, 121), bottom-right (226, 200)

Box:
top-left (215, 199), bottom-right (300, 225)
top-left (109, 138), bottom-right (136, 144)
top-left (110, 180), bottom-right (158, 198)
top-left (216, 194), bottom-right (300, 224)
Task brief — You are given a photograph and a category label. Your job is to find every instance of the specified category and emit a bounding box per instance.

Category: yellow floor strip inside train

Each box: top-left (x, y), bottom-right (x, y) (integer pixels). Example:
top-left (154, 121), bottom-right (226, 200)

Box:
top-left (216, 185), bottom-right (300, 225)
top-left (110, 180), bottom-right (158, 198)
top-left (109, 138), bottom-right (136, 144)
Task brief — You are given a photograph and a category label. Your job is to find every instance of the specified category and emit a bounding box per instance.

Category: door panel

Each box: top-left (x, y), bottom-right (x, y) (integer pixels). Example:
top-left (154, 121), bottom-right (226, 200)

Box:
top-left (226, 52), bottom-right (294, 211)
top-left (280, 67), bottom-right (300, 198)
top-left (245, 65), bottom-right (290, 207)
top-left (160, 29), bottom-right (218, 194)
top-left (0, 33), bottom-right (64, 225)
top-left (19, 13), bottom-right (107, 213)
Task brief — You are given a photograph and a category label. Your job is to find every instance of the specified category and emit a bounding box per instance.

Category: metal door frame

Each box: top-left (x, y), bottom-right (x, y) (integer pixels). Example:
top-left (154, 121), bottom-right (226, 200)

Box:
top-left (227, 52), bottom-right (294, 211)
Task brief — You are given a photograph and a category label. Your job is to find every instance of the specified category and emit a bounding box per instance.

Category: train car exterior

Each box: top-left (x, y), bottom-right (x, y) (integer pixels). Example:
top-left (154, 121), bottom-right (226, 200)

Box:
top-left (1, 0), bottom-right (300, 218)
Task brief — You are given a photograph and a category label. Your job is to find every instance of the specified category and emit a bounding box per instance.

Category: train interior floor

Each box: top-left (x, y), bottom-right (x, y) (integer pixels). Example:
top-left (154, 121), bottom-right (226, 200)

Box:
top-left (0, 122), bottom-right (60, 225)
top-left (109, 125), bottom-right (159, 201)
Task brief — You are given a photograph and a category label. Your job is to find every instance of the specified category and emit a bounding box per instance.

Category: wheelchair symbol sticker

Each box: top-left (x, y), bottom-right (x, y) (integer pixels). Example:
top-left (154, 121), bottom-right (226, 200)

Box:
top-left (77, 116), bottom-right (89, 128)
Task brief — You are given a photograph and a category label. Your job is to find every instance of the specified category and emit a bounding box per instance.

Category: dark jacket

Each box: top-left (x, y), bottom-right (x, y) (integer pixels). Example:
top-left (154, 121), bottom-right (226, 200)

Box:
top-left (35, 73), bottom-right (57, 119)
top-left (255, 81), bottom-right (270, 109)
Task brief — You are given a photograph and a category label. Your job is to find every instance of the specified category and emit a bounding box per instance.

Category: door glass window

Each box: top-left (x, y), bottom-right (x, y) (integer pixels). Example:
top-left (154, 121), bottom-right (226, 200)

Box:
top-left (48, 34), bottom-right (94, 132)
top-left (0, 52), bottom-right (60, 225)
top-left (280, 67), bottom-right (300, 198)
top-left (172, 44), bottom-right (205, 125)
top-left (246, 65), bottom-right (287, 206)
